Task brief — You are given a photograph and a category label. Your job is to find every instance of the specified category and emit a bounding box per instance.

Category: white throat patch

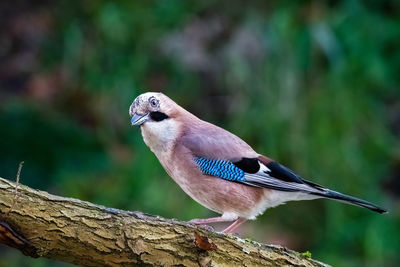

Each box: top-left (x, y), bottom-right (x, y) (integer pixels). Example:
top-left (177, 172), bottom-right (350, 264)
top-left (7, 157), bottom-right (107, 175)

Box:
top-left (140, 119), bottom-right (179, 155)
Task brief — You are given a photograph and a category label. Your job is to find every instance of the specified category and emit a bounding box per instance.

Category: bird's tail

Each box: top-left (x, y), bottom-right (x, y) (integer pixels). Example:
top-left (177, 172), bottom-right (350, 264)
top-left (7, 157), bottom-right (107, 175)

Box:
top-left (312, 189), bottom-right (387, 214)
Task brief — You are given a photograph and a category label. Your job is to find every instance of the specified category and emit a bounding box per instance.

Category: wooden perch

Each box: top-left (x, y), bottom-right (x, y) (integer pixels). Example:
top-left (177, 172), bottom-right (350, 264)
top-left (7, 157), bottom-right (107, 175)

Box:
top-left (0, 177), bottom-right (328, 266)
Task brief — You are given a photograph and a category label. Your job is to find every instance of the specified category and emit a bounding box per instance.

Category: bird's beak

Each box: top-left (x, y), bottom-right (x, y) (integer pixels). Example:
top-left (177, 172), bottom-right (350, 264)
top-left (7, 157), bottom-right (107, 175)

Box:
top-left (131, 113), bottom-right (150, 126)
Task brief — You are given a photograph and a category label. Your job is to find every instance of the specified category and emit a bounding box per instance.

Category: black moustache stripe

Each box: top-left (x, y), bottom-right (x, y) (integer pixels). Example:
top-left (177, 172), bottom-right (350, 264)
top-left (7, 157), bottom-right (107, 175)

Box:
top-left (150, 111), bottom-right (169, 122)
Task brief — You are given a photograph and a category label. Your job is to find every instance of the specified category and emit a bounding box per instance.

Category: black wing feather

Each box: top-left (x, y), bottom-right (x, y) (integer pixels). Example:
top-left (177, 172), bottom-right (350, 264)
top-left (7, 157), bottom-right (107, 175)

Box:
top-left (233, 158), bottom-right (260, 173)
top-left (264, 161), bottom-right (305, 184)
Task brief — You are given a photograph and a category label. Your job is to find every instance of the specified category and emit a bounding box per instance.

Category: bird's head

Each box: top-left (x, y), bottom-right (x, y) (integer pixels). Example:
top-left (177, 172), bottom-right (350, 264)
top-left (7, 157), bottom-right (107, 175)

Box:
top-left (129, 92), bottom-right (188, 152)
top-left (129, 92), bottom-right (176, 126)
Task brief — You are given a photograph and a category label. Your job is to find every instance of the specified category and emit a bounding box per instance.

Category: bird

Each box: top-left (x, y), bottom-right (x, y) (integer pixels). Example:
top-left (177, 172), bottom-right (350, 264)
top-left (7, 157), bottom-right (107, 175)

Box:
top-left (129, 92), bottom-right (387, 233)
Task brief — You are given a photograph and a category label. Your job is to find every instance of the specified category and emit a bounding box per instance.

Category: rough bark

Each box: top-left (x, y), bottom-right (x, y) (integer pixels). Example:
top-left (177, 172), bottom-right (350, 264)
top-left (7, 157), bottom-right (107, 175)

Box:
top-left (0, 177), bottom-right (328, 266)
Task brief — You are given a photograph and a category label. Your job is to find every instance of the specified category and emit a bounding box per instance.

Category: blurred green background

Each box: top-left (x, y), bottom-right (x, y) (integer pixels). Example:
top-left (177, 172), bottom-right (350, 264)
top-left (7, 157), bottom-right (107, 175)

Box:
top-left (0, 0), bottom-right (399, 266)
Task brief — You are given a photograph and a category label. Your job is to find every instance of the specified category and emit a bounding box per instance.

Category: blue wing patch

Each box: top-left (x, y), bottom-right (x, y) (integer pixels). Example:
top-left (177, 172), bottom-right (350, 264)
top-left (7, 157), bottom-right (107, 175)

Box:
top-left (194, 157), bottom-right (245, 181)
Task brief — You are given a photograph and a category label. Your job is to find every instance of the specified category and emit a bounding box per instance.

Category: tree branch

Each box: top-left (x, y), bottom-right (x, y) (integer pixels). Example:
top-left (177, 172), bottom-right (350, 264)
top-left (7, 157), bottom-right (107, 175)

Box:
top-left (0, 177), bottom-right (328, 266)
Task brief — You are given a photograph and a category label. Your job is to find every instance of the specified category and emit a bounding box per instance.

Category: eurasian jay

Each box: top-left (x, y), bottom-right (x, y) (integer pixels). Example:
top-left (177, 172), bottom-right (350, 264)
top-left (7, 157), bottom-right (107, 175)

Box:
top-left (129, 92), bottom-right (386, 233)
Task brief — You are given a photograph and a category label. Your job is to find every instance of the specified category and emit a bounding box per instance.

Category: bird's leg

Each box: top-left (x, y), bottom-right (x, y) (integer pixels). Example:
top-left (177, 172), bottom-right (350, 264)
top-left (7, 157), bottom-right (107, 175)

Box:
top-left (222, 218), bottom-right (247, 233)
top-left (188, 216), bottom-right (235, 225)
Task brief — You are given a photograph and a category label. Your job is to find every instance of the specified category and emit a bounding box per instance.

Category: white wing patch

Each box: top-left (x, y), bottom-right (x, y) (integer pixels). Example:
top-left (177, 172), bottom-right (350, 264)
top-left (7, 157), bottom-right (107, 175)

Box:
top-left (258, 162), bottom-right (271, 173)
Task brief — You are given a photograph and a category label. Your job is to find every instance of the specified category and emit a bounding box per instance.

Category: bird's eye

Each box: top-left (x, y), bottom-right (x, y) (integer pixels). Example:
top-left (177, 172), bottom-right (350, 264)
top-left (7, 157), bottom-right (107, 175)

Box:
top-left (149, 97), bottom-right (159, 108)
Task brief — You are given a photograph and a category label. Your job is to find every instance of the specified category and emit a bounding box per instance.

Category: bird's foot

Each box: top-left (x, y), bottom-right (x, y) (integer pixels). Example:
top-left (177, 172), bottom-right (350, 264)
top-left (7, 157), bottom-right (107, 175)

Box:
top-left (188, 218), bottom-right (209, 224)
top-left (196, 224), bottom-right (215, 232)
top-left (222, 218), bottom-right (247, 234)
top-left (188, 216), bottom-right (234, 225)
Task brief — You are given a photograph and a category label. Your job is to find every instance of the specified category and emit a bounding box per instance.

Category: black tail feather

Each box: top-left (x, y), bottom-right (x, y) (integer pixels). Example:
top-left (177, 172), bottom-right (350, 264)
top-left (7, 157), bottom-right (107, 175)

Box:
top-left (312, 190), bottom-right (387, 214)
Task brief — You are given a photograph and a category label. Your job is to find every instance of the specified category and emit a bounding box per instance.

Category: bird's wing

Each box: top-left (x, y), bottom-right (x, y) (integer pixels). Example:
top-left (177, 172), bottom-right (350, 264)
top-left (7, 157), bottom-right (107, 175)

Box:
top-left (194, 155), bottom-right (326, 194)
